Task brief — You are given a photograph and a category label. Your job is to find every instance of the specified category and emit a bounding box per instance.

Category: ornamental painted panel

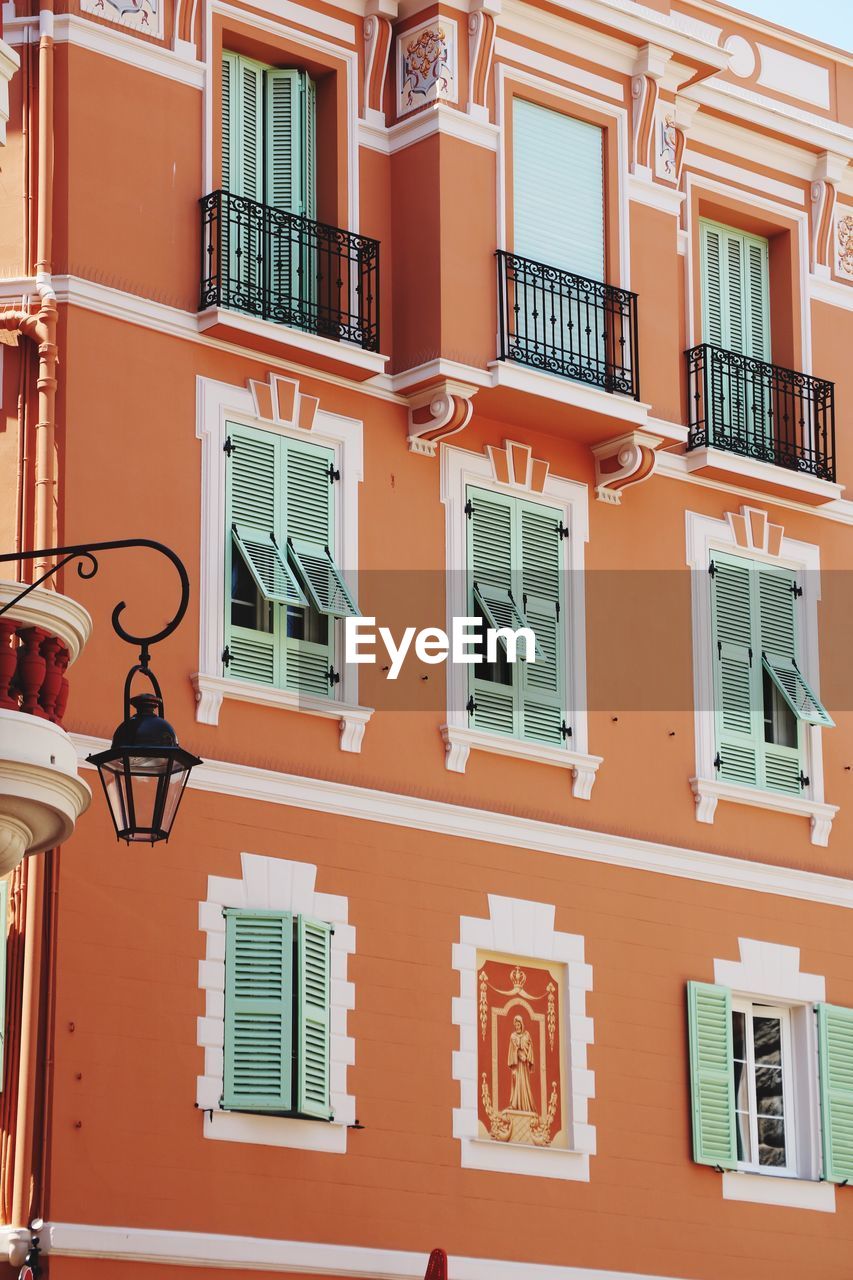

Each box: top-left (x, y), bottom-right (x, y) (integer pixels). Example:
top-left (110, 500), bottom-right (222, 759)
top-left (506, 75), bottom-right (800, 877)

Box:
top-left (397, 18), bottom-right (458, 117)
top-left (835, 209), bottom-right (853, 281)
top-left (81, 0), bottom-right (164, 38)
top-left (654, 106), bottom-right (678, 182)
top-left (476, 952), bottom-right (567, 1149)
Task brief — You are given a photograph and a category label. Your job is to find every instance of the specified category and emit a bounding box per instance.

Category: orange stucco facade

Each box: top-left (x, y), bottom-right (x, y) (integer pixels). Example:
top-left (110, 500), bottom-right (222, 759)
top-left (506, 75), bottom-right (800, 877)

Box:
top-left (1, 1), bottom-right (853, 1278)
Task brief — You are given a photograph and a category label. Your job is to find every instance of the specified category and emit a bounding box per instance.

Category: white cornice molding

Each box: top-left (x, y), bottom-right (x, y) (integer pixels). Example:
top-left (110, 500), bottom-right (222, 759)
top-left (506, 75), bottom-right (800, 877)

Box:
top-left (72, 734), bottom-right (853, 910)
top-left (627, 174), bottom-right (686, 216)
top-left (530, 0), bottom-right (730, 68)
top-left (810, 276), bottom-right (853, 312)
top-left (359, 102), bottom-right (500, 154)
top-left (683, 79), bottom-right (853, 161)
top-left (4, 14), bottom-right (205, 88)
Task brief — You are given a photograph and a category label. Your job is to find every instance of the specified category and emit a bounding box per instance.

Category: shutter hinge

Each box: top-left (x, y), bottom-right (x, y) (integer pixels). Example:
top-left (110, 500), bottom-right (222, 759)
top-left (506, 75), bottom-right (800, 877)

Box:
top-left (560, 720), bottom-right (572, 741)
top-left (464, 498), bottom-right (475, 519)
top-left (748, 646), bottom-right (753, 667)
top-left (713, 751), bottom-right (722, 771)
top-left (555, 600), bottom-right (560, 622)
top-left (466, 695), bottom-right (476, 714)
top-left (792, 581), bottom-right (803, 598)
top-left (222, 646), bottom-right (232, 667)
top-left (328, 463), bottom-right (341, 483)
top-left (328, 665), bottom-right (340, 687)
top-left (224, 436), bottom-right (236, 457)
top-left (717, 639), bottom-right (722, 660)
top-left (556, 521), bottom-right (569, 540)
top-left (799, 771), bottom-right (810, 789)
top-left (708, 560), bottom-right (717, 578)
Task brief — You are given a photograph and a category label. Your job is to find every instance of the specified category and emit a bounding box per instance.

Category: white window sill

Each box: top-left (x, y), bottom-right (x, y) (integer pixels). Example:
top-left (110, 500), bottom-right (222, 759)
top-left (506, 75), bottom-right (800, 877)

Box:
top-left (192, 673), bottom-right (374, 753)
top-left (442, 724), bottom-right (602, 799)
top-left (722, 1171), bottom-right (836, 1213)
top-left (200, 1107), bottom-right (349, 1154)
top-left (691, 776), bottom-right (838, 847)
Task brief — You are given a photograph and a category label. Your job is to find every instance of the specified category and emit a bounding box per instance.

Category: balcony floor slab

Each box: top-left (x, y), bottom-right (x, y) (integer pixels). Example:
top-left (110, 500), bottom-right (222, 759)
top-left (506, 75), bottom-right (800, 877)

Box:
top-left (198, 308), bottom-right (388, 382)
top-left (684, 447), bottom-right (843, 506)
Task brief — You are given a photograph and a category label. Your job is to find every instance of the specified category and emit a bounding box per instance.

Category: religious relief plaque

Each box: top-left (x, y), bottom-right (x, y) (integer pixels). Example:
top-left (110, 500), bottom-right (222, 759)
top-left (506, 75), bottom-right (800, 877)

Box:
top-left (476, 953), bottom-right (567, 1148)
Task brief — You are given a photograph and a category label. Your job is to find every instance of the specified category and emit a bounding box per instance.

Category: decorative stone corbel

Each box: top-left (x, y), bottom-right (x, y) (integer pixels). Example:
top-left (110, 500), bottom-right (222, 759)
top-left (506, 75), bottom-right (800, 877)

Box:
top-left (810, 152), bottom-right (849, 279)
top-left (408, 380), bottom-right (478, 456)
top-left (631, 44), bottom-right (672, 178)
top-left (467, 0), bottom-right (500, 123)
top-left (363, 0), bottom-right (398, 127)
top-left (591, 431), bottom-right (663, 504)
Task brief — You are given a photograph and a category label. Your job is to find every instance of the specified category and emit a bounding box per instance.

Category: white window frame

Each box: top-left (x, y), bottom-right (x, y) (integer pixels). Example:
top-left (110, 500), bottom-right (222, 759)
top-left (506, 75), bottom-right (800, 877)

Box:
top-left (686, 506), bottom-right (837, 844)
top-left (439, 443), bottom-right (601, 798)
top-left (196, 852), bottom-right (356, 1153)
top-left (714, 938), bottom-right (834, 1213)
top-left (731, 998), bottom-right (797, 1178)
top-left (193, 372), bottom-right (372, 750)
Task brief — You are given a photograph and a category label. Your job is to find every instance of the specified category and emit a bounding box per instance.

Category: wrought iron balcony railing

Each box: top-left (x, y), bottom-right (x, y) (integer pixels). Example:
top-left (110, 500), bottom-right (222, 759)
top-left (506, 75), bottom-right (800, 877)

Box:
top-left (496, 250), bottom-right (640, 399)
top-left (686, 344), bottom-right (835, 483)
top-left (200, 190), bottom-right (380, 352)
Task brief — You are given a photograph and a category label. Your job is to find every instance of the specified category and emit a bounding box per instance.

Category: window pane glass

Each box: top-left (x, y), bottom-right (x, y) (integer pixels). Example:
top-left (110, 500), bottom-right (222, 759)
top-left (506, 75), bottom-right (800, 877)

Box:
top-left (732, 1010), bottom-right (746, 1061)
top-left (755, 1065), bottom-right (784, 1117)
top-left (753, 1015), bottom-right (782, 1066)
top-left (286, 604), bottom-right (328, 643)
top-left (231, 553), bottom-right (272, 632)
top-left (757, 1116), bottom-right (786, 1167)
top-left (763, 669), bottom-right (797, 748)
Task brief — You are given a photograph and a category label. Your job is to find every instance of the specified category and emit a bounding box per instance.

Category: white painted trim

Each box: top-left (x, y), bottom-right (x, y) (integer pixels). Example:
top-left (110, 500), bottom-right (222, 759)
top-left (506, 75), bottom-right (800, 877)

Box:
top-left (685, 147), bottom-right (805, 207)
top-left (34, 1220), bottom-right (695, 1280)
top-left (191, 674), bottom-right (373, 751)
top-left (684, 78), bottom-right (853, 164)
top-left (810, 276), bottom-right (853, 313)
top-left (72, 732), bottom-right (853, 911)
top-left (4, 14), bottom-right (205, 88)
top-left (452, 895), bottom-right (595, 1179)
top-left (0, 36), bottom-right (20, 145)
top-left (439, 442), bottom-right (594, 786)
top-left (486, 359), bottom-right (653, 430)
top-left (713, 937), bottom-right (825, 1005)
top-left (359, 101), bottom-right (500, 154)
top-left (494, 63), bottom-right (631, 290)
top-left (685, 509), bottom-right (833, 845)
top-left (197, 309), bottom-right (389, 378)
top-left (197, 852), bottom-right (356, 1151)
top-left (722, 1171), bottom-right (835, 1212)
top-left (683, 448), bottom-right (843, 505)
top-left (194, 373), bottom-right (366, 736)
top-left (494, 37), bottom-right (625, 103)
top-left (683, 173), bottom-right (812, 370)
top-left (442, 724), bottom-right (601, 799)
top-left (656, 450), bottom-right (853, 526)
top-left (627, 174), bottom-right (685, 217)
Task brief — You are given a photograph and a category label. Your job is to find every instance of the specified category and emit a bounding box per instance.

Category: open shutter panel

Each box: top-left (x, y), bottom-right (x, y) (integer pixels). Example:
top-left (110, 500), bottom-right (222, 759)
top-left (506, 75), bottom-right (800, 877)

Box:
top-left (745, 236), bottom-right (770, 363)
top-left (223, 910), bottom-right (293, 1113)
top-left (221, 53), bottom-right (233, 193)
top-left (472, 582), bottom-right (540, 661)
top-left (519, 503), bottom-right (565, 746)
top-left (226, 425), bottom-right (282, 685)
top-left (711, 557), bottom-right (761, 788)
top-left (288, 539), bottom-right (359, 619)
top-left (296, 916), bottom-right (333, 1120)
top-left (222, 55), bottom-right (264, 201)
top-left (232, 525), bottom-right (306, 607)
top-left (283, 441), bottom-right (337, 696)
top-left (265, 69), bottom-right (303, 213)
top-left (304, 75), bottom-right (317, 221)
top-left (468, 488), bottom-right (517, 736)
top-left (818, 1003), bottom-right (853, 1184)
top-left (687, 981), bottom-right (737, 1169)
top-left (0, 879), bottom-right (7, 1088)
top-left (700, 222), bottom-right (725, 349)
top-left (763, 655), bottom-right (834, 728)
top-left (724, 231), bottom-right (745, 356)
top-left (757, 567), bottom-right (806, 793)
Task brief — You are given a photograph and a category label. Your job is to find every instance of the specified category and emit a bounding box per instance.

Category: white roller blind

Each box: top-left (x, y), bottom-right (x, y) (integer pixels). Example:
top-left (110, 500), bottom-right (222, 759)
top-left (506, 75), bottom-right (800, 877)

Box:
top-left (512, 98), bottom-right (605, 282)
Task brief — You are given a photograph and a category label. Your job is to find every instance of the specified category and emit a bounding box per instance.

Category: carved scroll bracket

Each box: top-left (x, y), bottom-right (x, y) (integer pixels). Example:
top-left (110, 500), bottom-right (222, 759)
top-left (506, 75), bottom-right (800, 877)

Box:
top-left (630, 44), bottom-right (672, 178)
top-left (407, 380), bottom-right (478, 456)
top-left (363, 0), bottom-right (398, 127)
top-left (810, 152), bottom-right (849, 278)
top-left (591, 431), bottom-right (663, 504)
top-left (467, 0), bottom-right (500, 123)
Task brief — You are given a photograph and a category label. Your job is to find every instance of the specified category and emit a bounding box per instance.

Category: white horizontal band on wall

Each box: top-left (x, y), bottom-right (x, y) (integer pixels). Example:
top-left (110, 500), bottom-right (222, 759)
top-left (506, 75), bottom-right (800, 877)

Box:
top-left (33, 1221), bottom-right (691, 1280)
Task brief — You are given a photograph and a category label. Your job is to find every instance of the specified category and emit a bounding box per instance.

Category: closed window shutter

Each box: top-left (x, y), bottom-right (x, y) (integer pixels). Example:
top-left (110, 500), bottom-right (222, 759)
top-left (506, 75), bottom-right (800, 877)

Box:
top-left (222, 53), bottom-right (233, 193)
top-left (225, 423), bottom-right (283, 686)
top-left (221, 54), bottom-right (264, 201)
top-left (817, 1003), bottom-right (853, 1184)
top-left (519, 502), bottom-right (565, 746)
top-left (757, 566), bottom-right (806, 794)
top-left (0, 879), bottom-right (7, 1088)
top-left (700, 223), bottom-right (725, 348)
top-left (223, 910), bottom-right (293, 1113)
top-left (745, 237), bottom-right (770, 362)
top-left (283, 440), bottom-right (336, 696)
top-left (687, 981), bottom-right (737, 1169)
top-left (513, 98), bottom-right (604, 282)
top-left (711, 556), bottom-right (762, 788)
top-left (296, 916), bottom-right (333, 1120)
top-left (468, 488), bottom-right (518, 737)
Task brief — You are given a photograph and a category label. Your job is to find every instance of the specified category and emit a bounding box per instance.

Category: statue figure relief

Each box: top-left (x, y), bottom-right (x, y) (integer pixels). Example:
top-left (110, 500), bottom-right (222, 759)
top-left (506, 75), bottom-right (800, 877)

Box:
top-left (507, 1014), bottom-right (536, 1113)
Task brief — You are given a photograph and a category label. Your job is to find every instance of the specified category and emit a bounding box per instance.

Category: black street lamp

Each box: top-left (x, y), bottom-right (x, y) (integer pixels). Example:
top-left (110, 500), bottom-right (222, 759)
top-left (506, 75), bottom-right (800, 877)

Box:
top-left (0, 539), bottom-right (202, 844)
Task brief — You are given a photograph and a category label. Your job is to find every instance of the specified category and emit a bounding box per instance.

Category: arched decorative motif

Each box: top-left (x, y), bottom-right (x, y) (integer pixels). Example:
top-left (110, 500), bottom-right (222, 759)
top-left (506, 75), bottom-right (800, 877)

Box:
top-left (725, 504), bottom-right (784, 557)
top-left (486, 440), bottom-right (550, 492)
top-left (248, 373), bottom-right (319, 431)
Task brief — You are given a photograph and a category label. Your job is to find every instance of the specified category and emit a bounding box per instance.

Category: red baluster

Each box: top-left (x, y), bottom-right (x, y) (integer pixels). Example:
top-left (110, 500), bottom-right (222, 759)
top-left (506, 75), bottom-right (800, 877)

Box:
top-left (53, 646), bottom-right (70, 725)
top-left (0, 621), bottom-right (19, 710)
top-left (15, 627), bottom-right (48, 717)
top-left (39, 634), bottom-right (63, 721)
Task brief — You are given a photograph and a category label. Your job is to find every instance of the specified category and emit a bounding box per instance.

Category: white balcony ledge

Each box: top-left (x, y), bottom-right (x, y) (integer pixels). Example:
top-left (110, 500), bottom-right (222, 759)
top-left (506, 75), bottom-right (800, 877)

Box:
top-left (683, 447), bottom-right (843, 506)
top-left (197, 308), bottom-right (388, 382)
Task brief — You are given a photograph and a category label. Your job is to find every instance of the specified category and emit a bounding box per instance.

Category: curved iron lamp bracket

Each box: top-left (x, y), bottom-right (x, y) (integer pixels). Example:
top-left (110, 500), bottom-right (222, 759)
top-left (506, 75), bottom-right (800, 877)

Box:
top-left (0, 540), bottom-right (189, 699)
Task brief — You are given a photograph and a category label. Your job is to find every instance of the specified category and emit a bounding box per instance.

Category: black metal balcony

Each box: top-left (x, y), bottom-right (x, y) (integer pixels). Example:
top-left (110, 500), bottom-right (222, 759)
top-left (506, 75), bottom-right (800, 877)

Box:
top-left (496, 250), bottom-right (640, 399)
top-left (200, 190), bottom-right (380, 352)
top-left (686, 344), bottom-right (835, 483)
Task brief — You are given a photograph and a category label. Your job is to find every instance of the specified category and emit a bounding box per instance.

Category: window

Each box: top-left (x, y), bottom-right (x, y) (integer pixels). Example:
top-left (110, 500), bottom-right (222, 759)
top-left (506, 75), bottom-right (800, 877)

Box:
top-left (466, 486), bottom-right (567, 748)
top-left (710, 551), bottom-right (832, 797)
top-left (513, 98), bottom-right (604, 282)
top-left (223, 908), bottom-right (332, 1119)
top-left (224, 421), bottom-right (359, 696)
top-left (700, 219), bottom-right (770, 361)
top-left (688, 982), bottom-right (853, 1185)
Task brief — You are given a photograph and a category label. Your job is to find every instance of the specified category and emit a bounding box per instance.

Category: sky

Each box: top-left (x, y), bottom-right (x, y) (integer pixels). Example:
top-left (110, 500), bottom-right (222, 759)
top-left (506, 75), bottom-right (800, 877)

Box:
top-left (726, 0), bottom-right (853, 52)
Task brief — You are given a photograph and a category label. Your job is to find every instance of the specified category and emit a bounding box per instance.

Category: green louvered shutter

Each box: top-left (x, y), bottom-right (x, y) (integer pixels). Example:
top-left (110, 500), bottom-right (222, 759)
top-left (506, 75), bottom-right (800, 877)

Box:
top-left (687, 981), bottom-right (737, 1168)
top-left (468, 488), bottom-right (518, 737)
top-left (223, 910), bottom-right (293, 1113)
top-left (0, 879), bottom-right (8, 1087)
top-left (513, 98), bottom-right (604, 282)
top-left (225, 423), bottom-right (283, 686)
top-left (757, 566), bottom-right (804, 795)
top-left (519, 500), bottom-right (565, 746)
top-left (222, 53), bottom-right (263, 201)
top-left (701, 223), bottom-right (724, 348)
top-left (296, 916), bottom-right (333, 1120)
top-left (711, 556), bottom-right (762, 788)
top-left (817, 1003), bottom-right (853, 1184)
top-left (265, 70), bottom-right (316, 328)
top-left (283, 440), bottom-right (336, 696)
